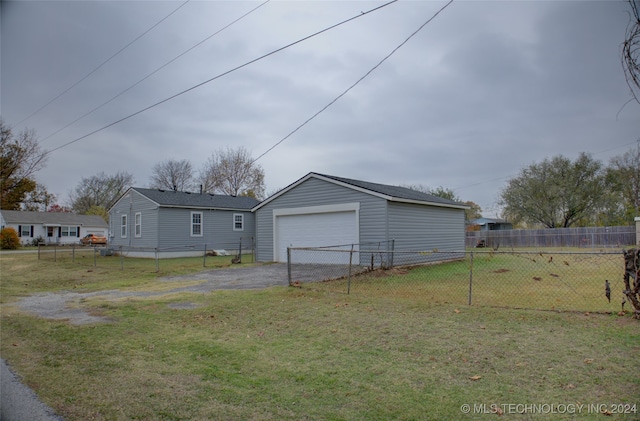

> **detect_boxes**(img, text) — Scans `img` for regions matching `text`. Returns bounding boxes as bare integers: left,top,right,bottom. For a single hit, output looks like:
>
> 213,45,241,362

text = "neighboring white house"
0,210,108,245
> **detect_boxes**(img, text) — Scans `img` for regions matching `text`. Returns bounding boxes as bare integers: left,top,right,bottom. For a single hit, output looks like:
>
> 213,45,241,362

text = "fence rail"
288,246,638,314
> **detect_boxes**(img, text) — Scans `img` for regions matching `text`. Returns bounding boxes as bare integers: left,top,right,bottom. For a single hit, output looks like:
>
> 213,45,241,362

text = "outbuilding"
252,173,469,263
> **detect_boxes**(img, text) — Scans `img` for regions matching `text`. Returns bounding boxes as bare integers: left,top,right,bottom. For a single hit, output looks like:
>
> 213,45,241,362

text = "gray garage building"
252,173,469,263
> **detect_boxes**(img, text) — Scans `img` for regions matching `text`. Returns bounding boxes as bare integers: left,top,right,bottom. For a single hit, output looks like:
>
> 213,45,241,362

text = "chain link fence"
288,246,636,313
36,238,255,272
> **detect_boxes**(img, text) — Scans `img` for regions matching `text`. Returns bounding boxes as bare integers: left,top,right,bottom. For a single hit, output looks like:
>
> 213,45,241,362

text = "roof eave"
388,197,470,210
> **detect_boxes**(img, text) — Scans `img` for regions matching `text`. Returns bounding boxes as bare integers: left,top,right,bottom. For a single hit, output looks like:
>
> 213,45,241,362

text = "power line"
252,0,454,164
40,0,270,145
13,0,190,129
45,0,399,155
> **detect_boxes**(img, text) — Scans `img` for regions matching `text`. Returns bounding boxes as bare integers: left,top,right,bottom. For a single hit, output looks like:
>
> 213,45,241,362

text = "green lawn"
1,252,638,420
307,250,627,313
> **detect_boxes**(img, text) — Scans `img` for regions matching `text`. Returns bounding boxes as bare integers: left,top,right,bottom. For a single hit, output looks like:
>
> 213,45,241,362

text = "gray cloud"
2,0,638,215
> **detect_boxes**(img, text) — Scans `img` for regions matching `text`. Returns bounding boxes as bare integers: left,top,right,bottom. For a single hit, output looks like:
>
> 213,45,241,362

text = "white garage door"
276,209,358,264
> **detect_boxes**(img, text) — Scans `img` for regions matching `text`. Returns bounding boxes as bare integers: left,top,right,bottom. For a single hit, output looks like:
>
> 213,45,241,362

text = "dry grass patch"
1,252,639,420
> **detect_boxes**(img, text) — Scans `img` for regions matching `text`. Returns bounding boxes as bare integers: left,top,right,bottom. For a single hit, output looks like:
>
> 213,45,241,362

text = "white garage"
273,203,359,263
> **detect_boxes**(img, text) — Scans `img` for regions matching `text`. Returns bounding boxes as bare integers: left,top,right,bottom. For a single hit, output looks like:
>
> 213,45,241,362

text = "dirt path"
14,264,290,325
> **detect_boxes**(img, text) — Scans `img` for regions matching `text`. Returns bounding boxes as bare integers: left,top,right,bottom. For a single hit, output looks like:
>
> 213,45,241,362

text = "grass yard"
1,251,639,420
307,251,629,313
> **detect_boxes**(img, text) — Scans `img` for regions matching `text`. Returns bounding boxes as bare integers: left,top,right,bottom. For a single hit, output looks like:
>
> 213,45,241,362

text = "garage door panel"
276,211,357,263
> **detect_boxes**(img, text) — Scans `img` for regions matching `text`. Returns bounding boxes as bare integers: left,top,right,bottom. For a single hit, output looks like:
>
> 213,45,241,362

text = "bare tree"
197,147,265,199
1,119,49,209
69,171,134,214
622,0,640,103
149,159,194,191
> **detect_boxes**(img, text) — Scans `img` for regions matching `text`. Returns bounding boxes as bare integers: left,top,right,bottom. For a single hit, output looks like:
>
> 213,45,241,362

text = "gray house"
0,210,108,246
252,173,469,264
108,187,259,258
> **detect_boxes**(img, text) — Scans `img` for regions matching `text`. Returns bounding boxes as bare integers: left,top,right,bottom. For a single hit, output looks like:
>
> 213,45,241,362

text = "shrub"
0,227,21,250
31,236,45,247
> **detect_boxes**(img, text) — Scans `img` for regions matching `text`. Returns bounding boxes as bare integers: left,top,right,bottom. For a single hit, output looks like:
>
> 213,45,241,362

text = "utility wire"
13,0,190,129
46,0,398,155
251,0,454,164
39,0,270,145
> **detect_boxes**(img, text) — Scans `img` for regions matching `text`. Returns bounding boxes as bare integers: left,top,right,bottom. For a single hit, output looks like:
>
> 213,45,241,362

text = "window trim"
121,214,128,238
191,211,203,237
233,213,244,231
134,212,142,238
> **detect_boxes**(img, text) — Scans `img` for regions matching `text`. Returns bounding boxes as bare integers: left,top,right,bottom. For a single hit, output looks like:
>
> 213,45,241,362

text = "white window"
233,213,244,231
121,214,127,238
135,212,142,237
20,225,31,237
191,212,203,237
61,226,77,237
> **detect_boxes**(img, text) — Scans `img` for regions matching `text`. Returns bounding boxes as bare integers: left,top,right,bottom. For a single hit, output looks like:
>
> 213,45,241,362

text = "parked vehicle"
80,233,107,245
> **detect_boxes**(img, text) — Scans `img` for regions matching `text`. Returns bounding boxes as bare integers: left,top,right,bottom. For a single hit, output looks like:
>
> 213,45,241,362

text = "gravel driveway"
15,263,292,325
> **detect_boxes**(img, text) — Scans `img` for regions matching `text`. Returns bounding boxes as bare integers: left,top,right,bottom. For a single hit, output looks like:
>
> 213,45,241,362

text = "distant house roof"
471,217,510,226
125,187,260,211
254,172,469,211
0,210,108,227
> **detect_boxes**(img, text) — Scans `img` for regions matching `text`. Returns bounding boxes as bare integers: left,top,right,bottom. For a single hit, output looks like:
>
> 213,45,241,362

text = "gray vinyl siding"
387,201,466,251
255,177,388,261
109,190,159,248
154,208,254,251
109,189,255,252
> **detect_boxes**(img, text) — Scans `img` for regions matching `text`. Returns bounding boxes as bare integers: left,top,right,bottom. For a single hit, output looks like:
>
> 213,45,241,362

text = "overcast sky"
2,0,638,217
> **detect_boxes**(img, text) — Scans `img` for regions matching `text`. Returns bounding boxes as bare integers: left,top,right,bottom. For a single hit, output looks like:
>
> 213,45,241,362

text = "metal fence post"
155,248,159,272
203,243,207,267
72,243,75,263
93,247,97,268
348,244,354,295
390,239,395,269
38,242,41,260
238,238,242,264
287,247,292,285
468,251,474,305
120,246,124,270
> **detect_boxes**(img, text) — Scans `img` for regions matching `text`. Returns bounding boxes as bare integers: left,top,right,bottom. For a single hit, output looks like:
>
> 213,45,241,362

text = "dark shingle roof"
133,188,260,210
0,210,108,227
315,173,465,207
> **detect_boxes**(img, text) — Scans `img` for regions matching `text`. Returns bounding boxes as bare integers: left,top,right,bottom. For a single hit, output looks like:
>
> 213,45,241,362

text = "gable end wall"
255,177,388,261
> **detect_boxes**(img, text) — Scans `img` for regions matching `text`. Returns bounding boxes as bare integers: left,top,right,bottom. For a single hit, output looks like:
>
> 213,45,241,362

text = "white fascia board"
387,197,471,210
252,173,316,212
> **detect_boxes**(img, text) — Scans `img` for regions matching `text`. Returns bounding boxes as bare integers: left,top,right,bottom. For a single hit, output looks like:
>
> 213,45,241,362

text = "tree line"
1,117,638,228
0,119,265,220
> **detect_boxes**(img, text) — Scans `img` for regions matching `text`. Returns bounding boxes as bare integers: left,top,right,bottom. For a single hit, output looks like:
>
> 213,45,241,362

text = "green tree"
463,201,483,222
70,171,134,214
85,205,110,223
500,153,606,228
0,119,48,210
601,144,640,225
